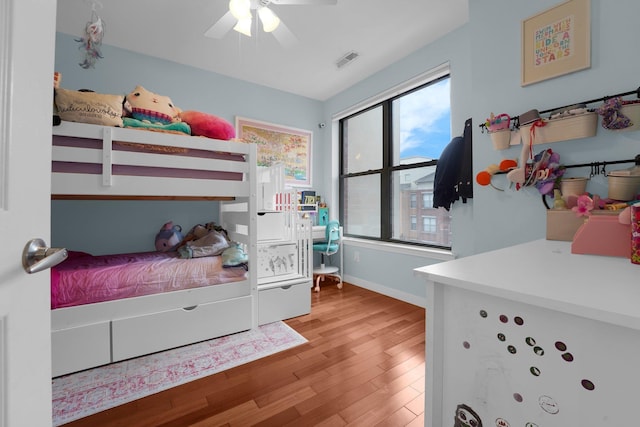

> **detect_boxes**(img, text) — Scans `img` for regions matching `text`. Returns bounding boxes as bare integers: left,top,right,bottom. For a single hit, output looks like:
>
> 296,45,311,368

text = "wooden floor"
64,282,426,427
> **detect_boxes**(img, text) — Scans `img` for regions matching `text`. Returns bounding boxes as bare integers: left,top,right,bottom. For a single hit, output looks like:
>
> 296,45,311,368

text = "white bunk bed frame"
253,164,313,325
50,121,258,377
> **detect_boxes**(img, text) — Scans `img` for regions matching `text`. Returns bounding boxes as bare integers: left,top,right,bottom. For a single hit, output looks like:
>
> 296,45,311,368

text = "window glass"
391,167,449,245
422,193,433,209
343,106,383,175
343,174,381,238
392,78,451,165
422,216,436,233
340,73,452,249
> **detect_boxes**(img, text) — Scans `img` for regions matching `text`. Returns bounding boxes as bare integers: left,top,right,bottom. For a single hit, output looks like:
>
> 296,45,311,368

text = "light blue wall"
53,1,640,303
51,200,220,255
468,0,640,254
321,0,640,305
321,25,473,305
53,32,323,255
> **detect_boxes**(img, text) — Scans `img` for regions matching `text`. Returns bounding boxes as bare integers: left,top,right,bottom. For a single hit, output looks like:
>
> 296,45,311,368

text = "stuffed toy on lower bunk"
155,221,184,252
221,242,248,270
177,222,232,259
178,228,230,259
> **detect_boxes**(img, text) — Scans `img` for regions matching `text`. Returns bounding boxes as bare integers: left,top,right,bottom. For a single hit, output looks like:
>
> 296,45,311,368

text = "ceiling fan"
205,0,337,47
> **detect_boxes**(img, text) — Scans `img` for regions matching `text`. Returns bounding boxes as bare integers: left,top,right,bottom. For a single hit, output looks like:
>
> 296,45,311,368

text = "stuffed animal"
155,221,184,252
124,85,182,125
179,110,235,140
221,242,248,269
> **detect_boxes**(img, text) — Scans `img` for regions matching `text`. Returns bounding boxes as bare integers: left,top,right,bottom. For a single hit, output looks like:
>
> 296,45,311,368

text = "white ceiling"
55,0,469,101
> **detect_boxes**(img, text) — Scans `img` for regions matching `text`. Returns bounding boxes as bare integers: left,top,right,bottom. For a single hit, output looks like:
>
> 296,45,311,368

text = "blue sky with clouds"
398,78,451,160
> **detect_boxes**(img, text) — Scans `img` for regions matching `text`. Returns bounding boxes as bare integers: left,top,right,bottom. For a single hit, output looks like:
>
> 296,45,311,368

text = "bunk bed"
50,121,258,377
254,164,313,325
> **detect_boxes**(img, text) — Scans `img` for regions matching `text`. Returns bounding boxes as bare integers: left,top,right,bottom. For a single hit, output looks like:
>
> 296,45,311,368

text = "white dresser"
415,239,639,427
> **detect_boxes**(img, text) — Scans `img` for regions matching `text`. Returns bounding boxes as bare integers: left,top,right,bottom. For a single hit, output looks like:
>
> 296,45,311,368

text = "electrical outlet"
354,251,360,262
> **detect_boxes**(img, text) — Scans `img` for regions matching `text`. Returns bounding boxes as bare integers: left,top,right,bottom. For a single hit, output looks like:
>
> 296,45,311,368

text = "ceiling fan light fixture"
233,16,252,36
229,0,251,20
258,7,280,33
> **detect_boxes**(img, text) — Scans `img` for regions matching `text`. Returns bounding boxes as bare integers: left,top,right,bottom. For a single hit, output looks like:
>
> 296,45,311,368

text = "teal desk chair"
312,220,342,292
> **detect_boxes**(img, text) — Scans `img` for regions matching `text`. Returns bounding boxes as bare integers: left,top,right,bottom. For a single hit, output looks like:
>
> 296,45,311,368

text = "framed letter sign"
521,0,590,86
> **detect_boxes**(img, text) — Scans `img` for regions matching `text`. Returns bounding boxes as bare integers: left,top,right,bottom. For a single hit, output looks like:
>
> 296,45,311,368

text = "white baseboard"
343,275,426,308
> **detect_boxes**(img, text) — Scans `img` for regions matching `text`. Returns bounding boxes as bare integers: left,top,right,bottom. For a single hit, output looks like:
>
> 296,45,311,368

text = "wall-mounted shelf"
479,85,640,133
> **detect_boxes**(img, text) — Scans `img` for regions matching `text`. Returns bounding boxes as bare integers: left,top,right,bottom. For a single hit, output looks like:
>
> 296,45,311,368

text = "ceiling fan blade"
270,0,337,5
204,11,237,39
271,21,299,49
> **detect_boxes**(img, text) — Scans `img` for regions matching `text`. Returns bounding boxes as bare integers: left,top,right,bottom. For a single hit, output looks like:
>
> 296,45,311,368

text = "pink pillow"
180,110,235,141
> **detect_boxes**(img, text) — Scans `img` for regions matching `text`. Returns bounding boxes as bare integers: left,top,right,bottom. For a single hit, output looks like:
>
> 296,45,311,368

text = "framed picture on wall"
236,117,312,187
521,0,591,86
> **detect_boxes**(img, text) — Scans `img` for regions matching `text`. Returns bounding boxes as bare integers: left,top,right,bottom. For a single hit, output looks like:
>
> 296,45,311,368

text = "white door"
0,0,58,425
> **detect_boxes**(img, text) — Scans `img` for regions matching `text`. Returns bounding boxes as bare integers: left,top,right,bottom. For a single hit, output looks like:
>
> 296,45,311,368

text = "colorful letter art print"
236,117,312,188
521,0,590,86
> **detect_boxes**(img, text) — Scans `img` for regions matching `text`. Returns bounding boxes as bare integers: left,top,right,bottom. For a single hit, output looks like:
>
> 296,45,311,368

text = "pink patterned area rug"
52,321,307,426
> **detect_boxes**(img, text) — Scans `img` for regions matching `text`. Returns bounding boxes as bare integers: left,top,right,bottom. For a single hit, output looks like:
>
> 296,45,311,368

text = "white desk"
415,239,640,427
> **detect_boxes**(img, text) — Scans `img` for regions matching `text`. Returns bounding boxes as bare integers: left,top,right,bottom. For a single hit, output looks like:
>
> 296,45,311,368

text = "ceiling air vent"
336,51,360,69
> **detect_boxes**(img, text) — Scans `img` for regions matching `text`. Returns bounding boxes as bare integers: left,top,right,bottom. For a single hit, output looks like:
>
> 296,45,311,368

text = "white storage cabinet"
415,239,640,427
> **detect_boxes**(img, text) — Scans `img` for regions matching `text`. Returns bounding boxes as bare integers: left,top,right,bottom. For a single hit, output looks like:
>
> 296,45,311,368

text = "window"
340,69,452,249
422,192,433,209
422,216,436,233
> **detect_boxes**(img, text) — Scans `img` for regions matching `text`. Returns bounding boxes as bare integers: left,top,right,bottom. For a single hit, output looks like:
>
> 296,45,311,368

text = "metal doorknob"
22,238,68,274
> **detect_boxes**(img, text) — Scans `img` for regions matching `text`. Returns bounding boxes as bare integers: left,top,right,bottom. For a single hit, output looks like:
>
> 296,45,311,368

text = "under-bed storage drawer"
111,295,252,362
52,321,111,377
258,279,311,325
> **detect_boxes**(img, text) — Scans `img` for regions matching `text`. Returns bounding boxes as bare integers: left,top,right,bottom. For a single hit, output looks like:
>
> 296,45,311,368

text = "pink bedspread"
51,251,247,309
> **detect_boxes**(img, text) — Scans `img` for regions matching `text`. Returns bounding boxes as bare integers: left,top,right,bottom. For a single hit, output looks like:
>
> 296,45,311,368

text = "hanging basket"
489,129,511,150
615,103,640,132
486,113,511,132
520,112,598,146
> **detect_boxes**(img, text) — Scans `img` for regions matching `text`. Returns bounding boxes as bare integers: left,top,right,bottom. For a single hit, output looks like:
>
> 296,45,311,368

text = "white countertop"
415,239,640,330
